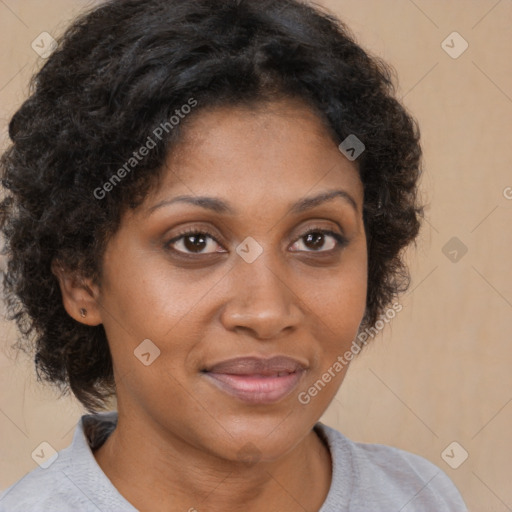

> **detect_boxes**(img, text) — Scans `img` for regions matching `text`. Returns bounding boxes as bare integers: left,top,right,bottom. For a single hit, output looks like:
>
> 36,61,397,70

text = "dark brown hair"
0,0,423,412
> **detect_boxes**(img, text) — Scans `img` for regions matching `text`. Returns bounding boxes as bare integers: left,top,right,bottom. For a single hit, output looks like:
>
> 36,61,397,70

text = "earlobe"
50,260,103,326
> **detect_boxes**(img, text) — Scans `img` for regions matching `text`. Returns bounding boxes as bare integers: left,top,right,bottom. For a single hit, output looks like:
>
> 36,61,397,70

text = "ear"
51,259,103,326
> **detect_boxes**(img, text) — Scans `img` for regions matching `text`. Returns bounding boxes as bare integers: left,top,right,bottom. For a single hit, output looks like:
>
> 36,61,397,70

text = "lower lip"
203,371,306,404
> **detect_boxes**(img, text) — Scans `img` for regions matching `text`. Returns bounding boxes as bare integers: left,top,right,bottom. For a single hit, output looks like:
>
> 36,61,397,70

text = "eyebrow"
146,189,358,216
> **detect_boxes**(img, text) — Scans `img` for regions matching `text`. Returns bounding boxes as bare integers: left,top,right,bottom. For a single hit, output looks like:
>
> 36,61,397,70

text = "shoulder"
0,452,95,511
316,423,468,512
0,411,127,512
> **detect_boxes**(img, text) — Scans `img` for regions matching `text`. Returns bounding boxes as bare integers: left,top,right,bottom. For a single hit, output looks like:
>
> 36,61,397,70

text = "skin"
54,97,368,512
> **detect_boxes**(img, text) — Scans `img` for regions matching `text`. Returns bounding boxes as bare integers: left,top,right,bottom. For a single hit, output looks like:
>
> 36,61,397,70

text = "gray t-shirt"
0,411,468,511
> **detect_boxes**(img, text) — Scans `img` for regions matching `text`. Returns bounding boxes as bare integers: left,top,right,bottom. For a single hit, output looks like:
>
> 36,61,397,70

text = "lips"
202,356,308,404
205,356,307,375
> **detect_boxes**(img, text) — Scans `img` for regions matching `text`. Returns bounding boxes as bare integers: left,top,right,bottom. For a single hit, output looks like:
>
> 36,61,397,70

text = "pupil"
182,232,325,253
185,234,207,252
306,232,323,250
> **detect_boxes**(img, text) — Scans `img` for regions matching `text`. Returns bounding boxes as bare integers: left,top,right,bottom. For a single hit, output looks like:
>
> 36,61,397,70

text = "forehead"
144,98,363,211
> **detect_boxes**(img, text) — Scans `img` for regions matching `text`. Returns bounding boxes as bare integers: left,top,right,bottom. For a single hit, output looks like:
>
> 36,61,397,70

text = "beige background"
1,1,511,510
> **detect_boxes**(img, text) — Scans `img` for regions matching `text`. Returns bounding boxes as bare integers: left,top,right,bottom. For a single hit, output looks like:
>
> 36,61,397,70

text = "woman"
0,0,468,510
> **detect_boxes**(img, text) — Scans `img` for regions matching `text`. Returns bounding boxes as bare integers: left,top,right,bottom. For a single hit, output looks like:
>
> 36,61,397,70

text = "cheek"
306,248,368,339
295,261,367,413
99,246,208,342
299,245,367,398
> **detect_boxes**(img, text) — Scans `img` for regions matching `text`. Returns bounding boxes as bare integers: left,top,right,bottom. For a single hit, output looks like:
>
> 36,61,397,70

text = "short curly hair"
0,0,423,412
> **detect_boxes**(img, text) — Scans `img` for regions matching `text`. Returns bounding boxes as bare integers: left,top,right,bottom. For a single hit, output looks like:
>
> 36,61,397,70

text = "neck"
93,412,332,512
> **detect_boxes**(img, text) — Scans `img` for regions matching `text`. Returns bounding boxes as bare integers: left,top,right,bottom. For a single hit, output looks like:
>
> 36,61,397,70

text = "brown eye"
290,229,347,253
166,230,225,255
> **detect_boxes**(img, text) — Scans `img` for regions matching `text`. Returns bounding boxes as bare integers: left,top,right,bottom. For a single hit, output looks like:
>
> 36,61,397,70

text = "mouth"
201,356,308,404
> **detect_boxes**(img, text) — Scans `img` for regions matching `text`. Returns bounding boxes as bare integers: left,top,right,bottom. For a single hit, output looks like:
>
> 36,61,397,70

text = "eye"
165,226,348,256
290,228,347,253
165,229,225,255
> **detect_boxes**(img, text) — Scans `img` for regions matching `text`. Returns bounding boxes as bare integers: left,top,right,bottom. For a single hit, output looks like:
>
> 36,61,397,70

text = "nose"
219,252,303,340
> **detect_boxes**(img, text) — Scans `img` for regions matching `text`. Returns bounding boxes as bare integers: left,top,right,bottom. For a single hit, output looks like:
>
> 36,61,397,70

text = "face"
91,98,367,462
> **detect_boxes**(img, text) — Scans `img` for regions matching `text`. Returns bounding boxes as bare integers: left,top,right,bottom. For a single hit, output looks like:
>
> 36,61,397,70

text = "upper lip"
204,356,308,375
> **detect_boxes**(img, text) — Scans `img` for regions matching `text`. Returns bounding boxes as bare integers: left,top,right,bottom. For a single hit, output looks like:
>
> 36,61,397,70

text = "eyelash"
165,226,348,256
